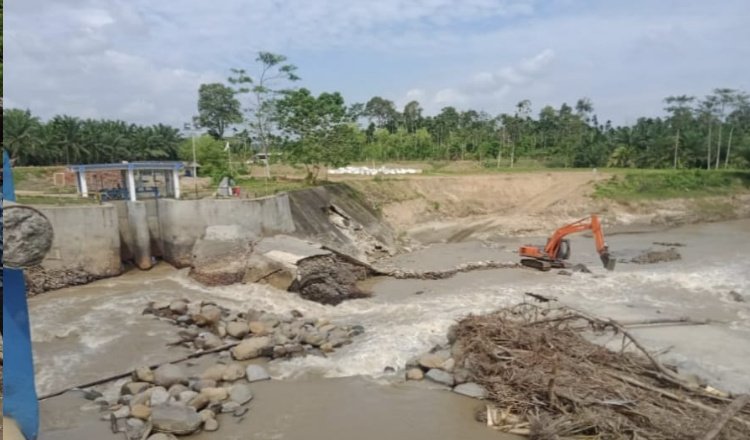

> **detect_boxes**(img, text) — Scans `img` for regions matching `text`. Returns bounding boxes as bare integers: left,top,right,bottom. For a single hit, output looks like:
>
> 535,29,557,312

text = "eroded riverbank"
30,219,750,439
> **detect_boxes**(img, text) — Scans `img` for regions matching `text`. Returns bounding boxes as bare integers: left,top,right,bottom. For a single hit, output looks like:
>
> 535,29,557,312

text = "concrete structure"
69,161,184,201
35,204,122,277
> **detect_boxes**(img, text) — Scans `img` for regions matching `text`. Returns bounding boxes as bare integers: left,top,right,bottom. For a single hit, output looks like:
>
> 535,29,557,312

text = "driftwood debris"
700,394,750,440
456,304,750,439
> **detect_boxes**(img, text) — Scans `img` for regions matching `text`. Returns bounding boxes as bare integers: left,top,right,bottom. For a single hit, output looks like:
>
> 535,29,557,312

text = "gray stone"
418,351,451,369
191,379,217,392
453,367,471,385
248,321,270,336
112,405,131,419
194,332,223,350
121,382,151,396
232,336,272,360
153,364,186,388
199,387,229,402
221,401,241,413
150,404,203,435
453,382,488,399
150,387,170,406
425,368,455,387
222,363,246,382
203,418,219,431
169,300,188,315
226,321,249,338
193,304,222,326
168,384,188,397
134,366,155,383
233,406,249,417
229,383,254,405
3,204,54,268
245,365,271,383
187,394,209,411
178,390,198,403
302,330,325,347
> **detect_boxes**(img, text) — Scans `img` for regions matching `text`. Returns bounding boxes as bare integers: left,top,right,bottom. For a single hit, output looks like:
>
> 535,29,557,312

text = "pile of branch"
454,304,750,440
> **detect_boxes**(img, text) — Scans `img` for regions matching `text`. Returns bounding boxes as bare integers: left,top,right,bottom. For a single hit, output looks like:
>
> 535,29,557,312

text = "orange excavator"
519,214,615,271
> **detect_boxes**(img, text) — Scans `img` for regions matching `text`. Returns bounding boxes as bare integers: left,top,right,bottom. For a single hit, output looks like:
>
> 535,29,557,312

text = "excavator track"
521,258,552,271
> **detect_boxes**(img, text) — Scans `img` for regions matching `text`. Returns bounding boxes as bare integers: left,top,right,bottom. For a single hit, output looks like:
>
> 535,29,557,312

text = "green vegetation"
4,50,749,180
234,177,312,198
594,170,750,201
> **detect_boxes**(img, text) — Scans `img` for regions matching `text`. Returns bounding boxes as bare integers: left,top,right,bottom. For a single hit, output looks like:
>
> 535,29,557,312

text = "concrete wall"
36,204,122,277
157,195,295,267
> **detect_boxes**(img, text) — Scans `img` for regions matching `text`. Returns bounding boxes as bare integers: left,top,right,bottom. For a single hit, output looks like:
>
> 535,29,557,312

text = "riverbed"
31,219,750,439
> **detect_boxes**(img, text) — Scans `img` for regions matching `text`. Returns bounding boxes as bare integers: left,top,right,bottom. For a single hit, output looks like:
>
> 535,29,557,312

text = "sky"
4,0,750,127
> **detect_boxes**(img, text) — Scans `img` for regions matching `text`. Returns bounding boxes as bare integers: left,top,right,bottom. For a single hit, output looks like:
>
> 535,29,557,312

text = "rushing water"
31,219,750,439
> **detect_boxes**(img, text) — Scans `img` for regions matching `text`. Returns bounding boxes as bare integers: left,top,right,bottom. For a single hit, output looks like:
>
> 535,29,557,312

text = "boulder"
189,226,256,286
201,364,227,381
229,383,254,405
168,384,188,397
153,364,186,388
425,368,455,387
232,336,272,360
169,301,188,315
204,418,219,432
121,382,151,396
195,332,223,350
198,409,215,422
418,351,451,370
149,387,170,406
222,363,246,382
248,321,270,336
193,305,222,326
243,253,296,290
134,366,155,383
112,406,131,419
226,321,249,338
245,365,271,382
131,404,152,420
191,379,217,392
453,382,488,399
150,404,202,435
178,390,198,403
199,387,229,403
406,368,424,380
187,394,209,411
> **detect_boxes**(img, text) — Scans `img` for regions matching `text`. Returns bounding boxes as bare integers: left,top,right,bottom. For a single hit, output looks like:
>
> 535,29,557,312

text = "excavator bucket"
601,252,616,271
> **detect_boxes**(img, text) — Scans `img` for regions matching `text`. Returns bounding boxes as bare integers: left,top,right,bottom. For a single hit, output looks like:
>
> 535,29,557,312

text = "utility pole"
184,122,199,198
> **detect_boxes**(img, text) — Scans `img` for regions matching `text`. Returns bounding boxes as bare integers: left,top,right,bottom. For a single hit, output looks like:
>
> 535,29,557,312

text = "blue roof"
69,161,184,172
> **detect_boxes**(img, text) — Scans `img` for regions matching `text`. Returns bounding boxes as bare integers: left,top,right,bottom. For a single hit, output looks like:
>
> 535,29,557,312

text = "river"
32,219,750,439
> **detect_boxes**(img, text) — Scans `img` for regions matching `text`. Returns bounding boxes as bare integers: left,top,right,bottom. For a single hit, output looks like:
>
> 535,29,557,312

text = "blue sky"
5,0,749,127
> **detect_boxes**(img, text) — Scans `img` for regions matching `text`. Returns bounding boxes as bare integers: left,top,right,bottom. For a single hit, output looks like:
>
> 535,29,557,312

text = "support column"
77,171,89,198
126,167,137,202
172,168,181,199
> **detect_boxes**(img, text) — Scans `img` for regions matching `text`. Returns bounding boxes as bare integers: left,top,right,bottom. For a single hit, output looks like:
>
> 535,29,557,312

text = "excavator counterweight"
519,214,615,271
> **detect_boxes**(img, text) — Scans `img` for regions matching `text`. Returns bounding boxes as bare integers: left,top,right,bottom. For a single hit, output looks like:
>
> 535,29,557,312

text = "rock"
134,366,155,383
320,342,334,353
229,383,254,405
232,336,272,360
630,248,681,264
131,404,152,420
557,270,572,276
289,254,371,305
168,384,188,397
130,391,150,407
273,345,288,357
233,406,249,417
245,365,271,383
189,226,255,286
453,367,471,385
3,204,54,268
150,387,171,406
121,382,151,396
201,364,227,381
126,417,145,429
246,309,264,322
187,394,209,411
80,389,103,401
221,401,241,413
178,390,198,403
406,368,424,380
199,387,229,402
196,305,222,326
425,368,455,387
440,358,456,373
198,409,216,422
302,330,325,347
148,434,179,440
222,363,246,382
191,379,217,392
169,300,188,315
248,321,270,336
419,351,451,369
204,418,219,431
112,405,131,419
453,382,488,399
153,364,186,388
150,404,203,435
227,321,249,338
195,332,224,350
216,321,227,338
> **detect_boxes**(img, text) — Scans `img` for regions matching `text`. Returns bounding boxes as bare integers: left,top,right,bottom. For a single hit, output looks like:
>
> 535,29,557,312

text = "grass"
234,177,314,198
593,169,750,201
16,195,98,205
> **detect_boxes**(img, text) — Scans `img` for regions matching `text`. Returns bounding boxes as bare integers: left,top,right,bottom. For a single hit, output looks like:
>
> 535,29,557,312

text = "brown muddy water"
30,220,750,439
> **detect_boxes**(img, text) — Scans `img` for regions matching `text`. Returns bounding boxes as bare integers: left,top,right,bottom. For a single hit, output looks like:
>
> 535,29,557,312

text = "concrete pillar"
126,167,137,201
172,168,181,199
126,201,153,270
78,172,89,198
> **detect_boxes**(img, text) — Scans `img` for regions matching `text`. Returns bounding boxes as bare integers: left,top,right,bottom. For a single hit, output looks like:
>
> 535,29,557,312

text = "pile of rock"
143,300,364,359
87,362,269,438
403,325,489,400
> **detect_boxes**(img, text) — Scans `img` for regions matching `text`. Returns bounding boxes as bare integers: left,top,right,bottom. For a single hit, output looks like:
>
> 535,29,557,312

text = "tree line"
4,51,749,179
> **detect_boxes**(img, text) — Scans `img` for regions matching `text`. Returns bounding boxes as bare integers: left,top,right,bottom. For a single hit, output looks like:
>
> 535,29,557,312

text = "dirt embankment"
347,172,750,243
